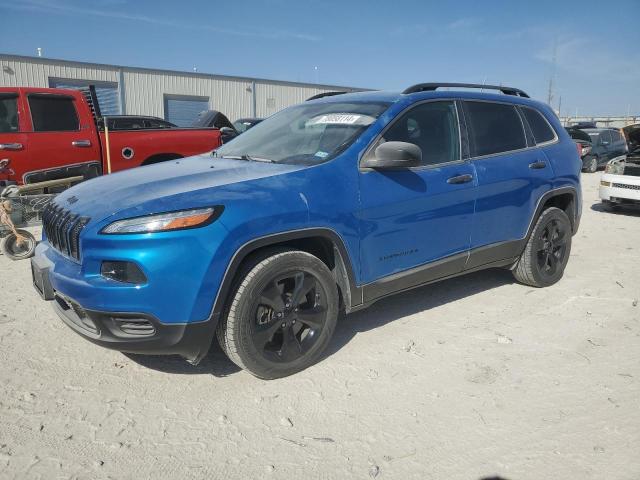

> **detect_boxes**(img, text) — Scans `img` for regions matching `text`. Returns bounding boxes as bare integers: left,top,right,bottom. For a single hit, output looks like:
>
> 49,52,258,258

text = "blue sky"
1,0,638,116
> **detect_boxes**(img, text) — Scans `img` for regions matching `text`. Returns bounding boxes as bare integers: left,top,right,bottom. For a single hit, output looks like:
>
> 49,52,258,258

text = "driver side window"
382,101,460,166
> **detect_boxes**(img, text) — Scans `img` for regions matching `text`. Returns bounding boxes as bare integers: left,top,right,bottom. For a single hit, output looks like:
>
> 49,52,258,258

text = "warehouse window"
164,95,209,127
49,78,121,115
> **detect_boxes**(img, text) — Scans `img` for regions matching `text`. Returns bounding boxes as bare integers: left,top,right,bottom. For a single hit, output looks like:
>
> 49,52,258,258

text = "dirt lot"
0,173,639,480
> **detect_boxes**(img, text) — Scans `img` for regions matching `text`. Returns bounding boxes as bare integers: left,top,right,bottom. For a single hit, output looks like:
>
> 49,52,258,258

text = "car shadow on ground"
590,201,640,217
126,267,515,377
322,268,514,361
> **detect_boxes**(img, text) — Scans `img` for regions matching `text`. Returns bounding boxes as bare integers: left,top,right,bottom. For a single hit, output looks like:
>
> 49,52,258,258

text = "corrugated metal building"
0,54,362,126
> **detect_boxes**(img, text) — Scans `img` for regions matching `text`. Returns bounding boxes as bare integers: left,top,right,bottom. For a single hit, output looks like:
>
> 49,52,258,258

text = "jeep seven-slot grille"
42,203,90,261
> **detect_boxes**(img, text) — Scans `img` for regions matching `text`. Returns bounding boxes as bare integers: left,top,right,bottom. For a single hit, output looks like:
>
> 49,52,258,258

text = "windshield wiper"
223,154,276,163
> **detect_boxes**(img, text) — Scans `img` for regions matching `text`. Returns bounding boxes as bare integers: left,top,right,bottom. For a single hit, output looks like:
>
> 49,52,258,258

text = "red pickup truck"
0,87,222,187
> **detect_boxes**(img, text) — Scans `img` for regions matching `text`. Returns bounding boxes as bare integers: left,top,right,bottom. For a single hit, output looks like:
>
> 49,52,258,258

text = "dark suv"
567,127,628,172
31,83,582,379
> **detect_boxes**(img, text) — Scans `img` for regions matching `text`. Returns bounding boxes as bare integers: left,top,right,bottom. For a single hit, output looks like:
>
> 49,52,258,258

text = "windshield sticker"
315,151,329,158
307,114,376,127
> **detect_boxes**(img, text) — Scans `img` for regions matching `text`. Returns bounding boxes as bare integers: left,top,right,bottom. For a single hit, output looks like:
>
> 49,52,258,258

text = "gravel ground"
1,173,639,480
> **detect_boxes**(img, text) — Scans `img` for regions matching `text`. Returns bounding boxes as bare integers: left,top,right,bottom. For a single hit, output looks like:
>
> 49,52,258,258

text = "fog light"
101,261,147,284
600,180,611,187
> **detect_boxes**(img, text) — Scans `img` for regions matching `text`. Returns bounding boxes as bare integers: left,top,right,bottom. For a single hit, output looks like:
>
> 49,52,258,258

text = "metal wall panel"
255,83,331,118
122,69,255,120
0,56,118,88
0,54,360,122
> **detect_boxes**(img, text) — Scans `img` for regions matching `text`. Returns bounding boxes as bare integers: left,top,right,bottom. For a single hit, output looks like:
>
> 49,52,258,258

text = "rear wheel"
513,207,572,287
0,229,36,260
584,157,598,173
217,249,339,379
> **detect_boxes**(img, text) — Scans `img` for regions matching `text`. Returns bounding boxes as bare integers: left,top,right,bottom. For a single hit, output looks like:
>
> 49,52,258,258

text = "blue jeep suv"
31,83,582,379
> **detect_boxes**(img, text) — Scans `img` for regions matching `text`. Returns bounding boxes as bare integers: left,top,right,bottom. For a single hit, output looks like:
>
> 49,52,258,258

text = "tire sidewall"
0,229,36,260
526,208,572,287
227,251,339,379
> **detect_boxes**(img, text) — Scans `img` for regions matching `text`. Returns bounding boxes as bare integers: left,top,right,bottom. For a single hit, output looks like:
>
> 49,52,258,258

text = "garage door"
49,78,121,115
164,96,209,127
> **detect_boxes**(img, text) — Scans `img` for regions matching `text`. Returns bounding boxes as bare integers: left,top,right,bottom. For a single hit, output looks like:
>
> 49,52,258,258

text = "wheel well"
141,153,183,166
232,235,354,312
540,192,576,231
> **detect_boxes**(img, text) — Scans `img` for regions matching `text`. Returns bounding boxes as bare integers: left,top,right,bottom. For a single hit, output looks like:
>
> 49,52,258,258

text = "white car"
599,155,640,210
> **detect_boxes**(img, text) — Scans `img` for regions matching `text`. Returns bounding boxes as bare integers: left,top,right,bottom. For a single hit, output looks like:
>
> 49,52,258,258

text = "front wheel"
513,207,572,287
0,229,37,260
217,249,339,379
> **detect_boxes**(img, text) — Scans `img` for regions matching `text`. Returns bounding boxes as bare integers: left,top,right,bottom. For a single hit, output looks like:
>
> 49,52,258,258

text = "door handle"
0,143,23,151
72,140,92,147
447,174,473,184
529,161,547,169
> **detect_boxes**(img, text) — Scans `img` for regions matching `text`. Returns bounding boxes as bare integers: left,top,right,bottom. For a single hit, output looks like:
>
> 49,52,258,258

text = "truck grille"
613,183,640,191
42,203,90,261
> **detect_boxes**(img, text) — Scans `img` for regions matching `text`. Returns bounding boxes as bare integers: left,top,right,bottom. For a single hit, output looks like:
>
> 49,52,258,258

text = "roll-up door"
49,78,121,115
164,95,209,127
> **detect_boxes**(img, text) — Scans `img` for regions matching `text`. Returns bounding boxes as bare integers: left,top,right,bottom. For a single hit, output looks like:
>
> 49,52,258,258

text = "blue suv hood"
54,154,306,222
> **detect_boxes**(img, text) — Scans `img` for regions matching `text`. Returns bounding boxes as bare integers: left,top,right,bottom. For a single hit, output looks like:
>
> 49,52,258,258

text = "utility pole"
557,95,562,118
547,39,557,106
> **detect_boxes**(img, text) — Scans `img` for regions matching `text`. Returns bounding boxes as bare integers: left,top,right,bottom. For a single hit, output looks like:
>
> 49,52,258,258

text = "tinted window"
111,118,144,130
609,130,620,142
465,101,526,157
0,96,19,133
381,101,460,166
28,95,79,132
145,119,174,129
522,107,555,144
599,130,612,144
566,128,591,143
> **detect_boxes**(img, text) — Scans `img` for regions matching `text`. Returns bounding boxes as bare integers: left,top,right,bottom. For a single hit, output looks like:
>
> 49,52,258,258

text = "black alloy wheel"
217,249,339,379
535,218,569,279
252,270,328,363
513,207,572,287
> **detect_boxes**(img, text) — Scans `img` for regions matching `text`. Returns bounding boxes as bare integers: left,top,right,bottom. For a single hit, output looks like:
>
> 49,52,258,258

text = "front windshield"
215,101,390,165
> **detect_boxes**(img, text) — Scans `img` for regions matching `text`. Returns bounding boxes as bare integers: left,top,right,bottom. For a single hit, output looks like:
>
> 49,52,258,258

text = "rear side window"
464,101,526,157
609,130,621,142
28,95,79,132
0,95,19,133
599,131,612,144
522,107,556,144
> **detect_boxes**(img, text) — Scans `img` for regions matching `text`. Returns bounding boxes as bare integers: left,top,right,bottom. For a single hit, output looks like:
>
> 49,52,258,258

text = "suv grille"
42,203,90,261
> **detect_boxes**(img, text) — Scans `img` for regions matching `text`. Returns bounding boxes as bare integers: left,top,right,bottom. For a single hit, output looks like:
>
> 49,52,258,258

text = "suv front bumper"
31,248,218,364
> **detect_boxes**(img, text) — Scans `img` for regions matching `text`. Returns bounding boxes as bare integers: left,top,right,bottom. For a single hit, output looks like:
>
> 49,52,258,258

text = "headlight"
101,207,221,234
604,162,625,175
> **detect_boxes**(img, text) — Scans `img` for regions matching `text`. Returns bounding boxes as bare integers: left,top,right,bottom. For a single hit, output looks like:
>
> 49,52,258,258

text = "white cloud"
0,0,321,42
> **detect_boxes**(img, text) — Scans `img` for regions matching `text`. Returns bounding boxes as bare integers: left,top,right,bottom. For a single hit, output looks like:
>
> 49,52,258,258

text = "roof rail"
306,91,348,101
402,83,529,98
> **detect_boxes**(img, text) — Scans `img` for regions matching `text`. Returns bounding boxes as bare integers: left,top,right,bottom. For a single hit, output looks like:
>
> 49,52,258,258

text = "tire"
584,157,598,173
217,249,339,379
0,229,36,260
513,207,572,287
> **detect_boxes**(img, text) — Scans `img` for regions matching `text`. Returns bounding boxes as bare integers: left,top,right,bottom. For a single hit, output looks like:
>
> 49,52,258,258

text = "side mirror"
362,141,422,169
219,126,238,143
